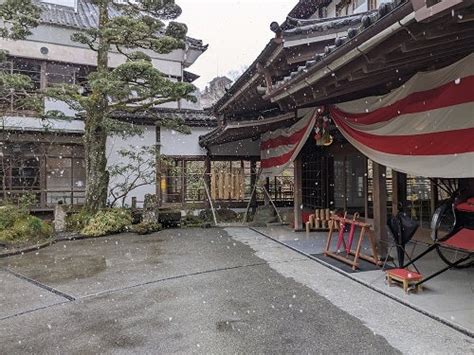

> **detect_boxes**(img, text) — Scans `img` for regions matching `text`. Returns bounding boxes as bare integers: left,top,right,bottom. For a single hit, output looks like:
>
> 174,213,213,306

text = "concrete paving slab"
248,226,474,336
226,228,474,354
0,229,262,298
352,247,474,332
0,270,66,320
0,229,399,354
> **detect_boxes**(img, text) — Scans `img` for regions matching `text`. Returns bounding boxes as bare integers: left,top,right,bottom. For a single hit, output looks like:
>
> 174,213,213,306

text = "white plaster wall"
2,116,84,133
327,0,338,18
44,98,78,118
160,127,210,156
106,125,157,207
353,1,368,14
41,0,76,7
0,37,184,77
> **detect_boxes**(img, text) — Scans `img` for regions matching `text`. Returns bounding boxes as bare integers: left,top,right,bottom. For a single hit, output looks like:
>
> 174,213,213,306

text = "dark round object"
40,47,49,55
348,28,358,39
361,15,372,28
378,2,391,17
334,37,343,47
270,21,281,33
431,200,474,269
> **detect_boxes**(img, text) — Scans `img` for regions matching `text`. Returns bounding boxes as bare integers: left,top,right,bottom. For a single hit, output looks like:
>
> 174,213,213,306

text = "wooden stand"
386,268,423,293
324,214,381,271
306,209,335,233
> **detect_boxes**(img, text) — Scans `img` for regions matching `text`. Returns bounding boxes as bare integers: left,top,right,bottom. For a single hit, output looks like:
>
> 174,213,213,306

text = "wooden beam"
294,155,303,231
392,170,400,216
372,162,388,257
156,126,162,207
204,154,211,208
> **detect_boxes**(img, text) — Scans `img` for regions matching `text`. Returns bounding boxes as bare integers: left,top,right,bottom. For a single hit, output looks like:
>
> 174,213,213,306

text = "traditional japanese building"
0,0,212,209
200,0,474,251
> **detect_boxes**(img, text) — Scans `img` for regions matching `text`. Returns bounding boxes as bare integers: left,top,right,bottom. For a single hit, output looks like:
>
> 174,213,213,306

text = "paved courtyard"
0,228,472,354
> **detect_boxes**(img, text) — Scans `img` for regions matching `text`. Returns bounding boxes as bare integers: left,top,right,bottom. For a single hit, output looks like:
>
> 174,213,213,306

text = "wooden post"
398,172,407,211
240,161,245,201
250,160,257,214
294,156,303,231
181,159,186,207
204,154,211,208
364,157,369,219
40,154,47,208
392,170,400,216
430,179,438,217
373,162,388,257
264,177,270,206
155,126,162,207
218,169,224,200
211,167,217,200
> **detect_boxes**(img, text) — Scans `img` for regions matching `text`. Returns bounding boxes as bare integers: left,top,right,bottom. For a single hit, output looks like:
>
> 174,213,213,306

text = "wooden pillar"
342,156,348,211
364,157,369,219
373,162,388,256
40,153,47,208
397,172,407,210
250,160,257,214
294,156,303,231
392,171,400,216
181,159,186,207
204,154,211,208
264,177,270,206
155,126,162,207
430,180,438,216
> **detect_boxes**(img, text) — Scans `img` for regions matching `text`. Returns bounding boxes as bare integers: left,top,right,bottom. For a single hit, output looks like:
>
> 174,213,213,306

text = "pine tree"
0,0,42,124
44,0,196,212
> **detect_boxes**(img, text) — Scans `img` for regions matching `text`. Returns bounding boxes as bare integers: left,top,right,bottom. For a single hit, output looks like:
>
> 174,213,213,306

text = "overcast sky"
178,0,296,90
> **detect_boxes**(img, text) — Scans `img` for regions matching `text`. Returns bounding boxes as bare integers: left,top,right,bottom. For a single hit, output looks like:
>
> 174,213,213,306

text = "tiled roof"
111,108,217,127
271,0,403,92
38,0,207,50
283,12,376,36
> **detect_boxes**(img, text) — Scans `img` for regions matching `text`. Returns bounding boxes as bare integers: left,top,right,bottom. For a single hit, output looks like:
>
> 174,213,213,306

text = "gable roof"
38,0,207,50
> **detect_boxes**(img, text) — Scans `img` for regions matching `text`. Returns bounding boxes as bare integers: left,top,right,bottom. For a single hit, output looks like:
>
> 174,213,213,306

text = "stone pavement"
251,225,474,334
0,228,472,354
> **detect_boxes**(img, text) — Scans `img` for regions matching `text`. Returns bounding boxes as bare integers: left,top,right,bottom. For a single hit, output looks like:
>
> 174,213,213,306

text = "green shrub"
198,208,238,223
0,205,53,244
0,205,24,230
131,222,162,235
65,209,94,232
80,209,132,237
182,214,205,228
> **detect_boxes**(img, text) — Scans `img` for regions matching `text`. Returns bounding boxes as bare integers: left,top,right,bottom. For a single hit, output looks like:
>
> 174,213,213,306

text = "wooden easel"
242,168,283,224
324,214,381,271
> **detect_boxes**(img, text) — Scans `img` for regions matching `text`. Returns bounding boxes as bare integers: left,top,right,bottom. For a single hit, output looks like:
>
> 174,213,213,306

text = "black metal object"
402,195,473,288
386,205,419,269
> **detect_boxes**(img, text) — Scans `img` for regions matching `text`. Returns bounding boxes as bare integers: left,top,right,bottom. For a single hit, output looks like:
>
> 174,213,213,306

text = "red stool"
386,268,423,293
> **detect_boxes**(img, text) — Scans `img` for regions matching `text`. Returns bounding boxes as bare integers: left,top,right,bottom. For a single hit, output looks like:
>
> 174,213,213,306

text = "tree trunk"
83,3,110,212
84,111,109,212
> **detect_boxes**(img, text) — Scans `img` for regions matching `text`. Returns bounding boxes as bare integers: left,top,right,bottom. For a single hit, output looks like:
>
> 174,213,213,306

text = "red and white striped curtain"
330,53,474,178
260,108,318,178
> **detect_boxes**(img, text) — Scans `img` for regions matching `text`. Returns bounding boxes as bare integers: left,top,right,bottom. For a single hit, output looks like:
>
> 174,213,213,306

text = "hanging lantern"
314,116,333,146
